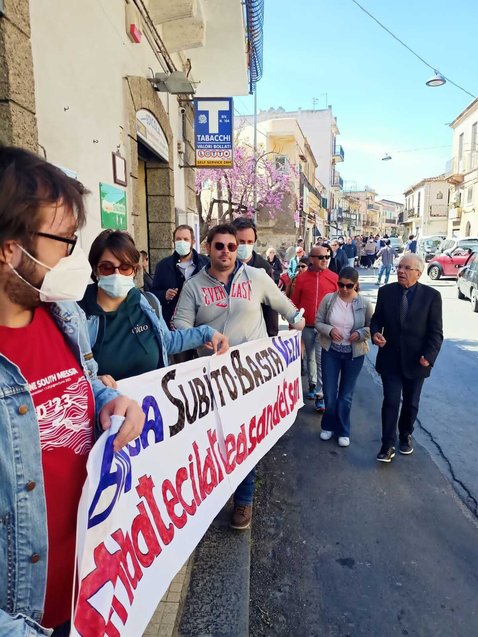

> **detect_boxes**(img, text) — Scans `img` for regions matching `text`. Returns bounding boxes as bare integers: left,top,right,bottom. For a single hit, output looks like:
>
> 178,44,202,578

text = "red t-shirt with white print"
0,306,94,628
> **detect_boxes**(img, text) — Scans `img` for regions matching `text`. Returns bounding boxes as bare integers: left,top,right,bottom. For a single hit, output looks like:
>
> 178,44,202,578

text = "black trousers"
380,371,425,447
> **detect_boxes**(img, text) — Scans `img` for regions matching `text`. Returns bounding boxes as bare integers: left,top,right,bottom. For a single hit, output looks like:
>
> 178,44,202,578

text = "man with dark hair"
406,234,417,253
328,239,348,275
371,254,443,462
174,223,305,530
0,146,144,635
375,239,396,286
231,217,279,336
152,224,209,330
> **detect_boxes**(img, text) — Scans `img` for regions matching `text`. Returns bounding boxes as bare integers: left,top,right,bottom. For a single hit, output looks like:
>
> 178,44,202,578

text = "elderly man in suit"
371,253,443,462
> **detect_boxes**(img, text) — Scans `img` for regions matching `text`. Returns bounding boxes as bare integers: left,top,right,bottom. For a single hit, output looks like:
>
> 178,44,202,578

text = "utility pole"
253,84,257,224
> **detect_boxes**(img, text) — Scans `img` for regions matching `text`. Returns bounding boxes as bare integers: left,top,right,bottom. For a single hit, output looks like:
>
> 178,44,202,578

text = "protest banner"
71,331,302,637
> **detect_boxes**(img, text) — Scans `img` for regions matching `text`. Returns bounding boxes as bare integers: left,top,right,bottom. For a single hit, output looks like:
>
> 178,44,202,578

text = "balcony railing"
333,144,344,162
332,173,343,189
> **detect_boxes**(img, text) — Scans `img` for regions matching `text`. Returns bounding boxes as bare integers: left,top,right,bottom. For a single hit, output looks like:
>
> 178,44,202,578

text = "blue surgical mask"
237,244,254,261
98,273,135,298
175,240,192,257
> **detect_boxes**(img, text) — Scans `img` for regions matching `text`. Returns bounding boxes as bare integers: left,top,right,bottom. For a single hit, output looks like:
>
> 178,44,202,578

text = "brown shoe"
230,504,252,530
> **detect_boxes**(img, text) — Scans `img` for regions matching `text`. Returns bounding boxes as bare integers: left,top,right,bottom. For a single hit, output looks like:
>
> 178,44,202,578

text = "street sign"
99,183,127,230
194,97,233,168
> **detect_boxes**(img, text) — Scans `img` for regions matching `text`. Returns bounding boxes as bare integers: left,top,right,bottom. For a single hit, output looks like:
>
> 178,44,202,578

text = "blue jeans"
321,348,364,437
302,326,323,394
234,468,256,506
377,263,392,284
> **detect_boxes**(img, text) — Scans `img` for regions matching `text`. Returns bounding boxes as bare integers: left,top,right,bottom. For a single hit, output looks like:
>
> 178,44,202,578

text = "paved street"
249,271,478,636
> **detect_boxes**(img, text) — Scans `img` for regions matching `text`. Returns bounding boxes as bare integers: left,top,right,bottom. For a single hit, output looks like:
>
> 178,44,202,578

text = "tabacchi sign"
71,332,302,637
194,97,234,168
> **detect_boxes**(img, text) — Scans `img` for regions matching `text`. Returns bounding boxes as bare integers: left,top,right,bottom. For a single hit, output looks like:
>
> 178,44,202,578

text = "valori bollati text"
72,332,302,637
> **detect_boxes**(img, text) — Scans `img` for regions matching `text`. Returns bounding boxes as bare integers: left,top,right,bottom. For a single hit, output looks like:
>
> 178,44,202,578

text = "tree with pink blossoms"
195,144,297,242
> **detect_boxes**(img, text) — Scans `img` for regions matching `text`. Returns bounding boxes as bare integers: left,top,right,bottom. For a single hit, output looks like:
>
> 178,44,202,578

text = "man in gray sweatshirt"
174,223,305,530
375,239,397,285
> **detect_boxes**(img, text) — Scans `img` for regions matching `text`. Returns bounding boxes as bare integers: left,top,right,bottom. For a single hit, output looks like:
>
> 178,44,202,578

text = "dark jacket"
152,249,209,328
342,243,357,259
370,282,443,379
247,251,279,336
328,247,349,274
266,254,283,284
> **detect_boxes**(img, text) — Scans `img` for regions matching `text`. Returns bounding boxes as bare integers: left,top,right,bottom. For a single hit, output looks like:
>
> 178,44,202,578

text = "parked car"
436,236,478,255
457,251,478,311
417,235,446,262
427,242,478,280
388,236,404,253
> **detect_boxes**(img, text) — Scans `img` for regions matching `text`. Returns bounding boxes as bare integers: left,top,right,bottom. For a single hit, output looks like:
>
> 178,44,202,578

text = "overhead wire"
350,0,476,99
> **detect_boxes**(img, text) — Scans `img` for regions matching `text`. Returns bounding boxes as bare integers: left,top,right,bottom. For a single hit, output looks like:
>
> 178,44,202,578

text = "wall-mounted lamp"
382,153,392,161
148,71,195,95
426,71,446,88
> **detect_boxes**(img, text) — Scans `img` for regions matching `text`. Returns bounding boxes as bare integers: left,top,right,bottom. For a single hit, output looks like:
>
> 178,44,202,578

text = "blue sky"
234,0,478,202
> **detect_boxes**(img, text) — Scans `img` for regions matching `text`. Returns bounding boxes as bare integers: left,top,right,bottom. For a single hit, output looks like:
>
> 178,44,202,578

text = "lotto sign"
194,97,234,167
71,332,302,636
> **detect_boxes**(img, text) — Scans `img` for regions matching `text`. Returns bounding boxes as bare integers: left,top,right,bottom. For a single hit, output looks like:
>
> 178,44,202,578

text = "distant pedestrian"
405,234,417,253
328,239,348,274
287,245,305,279
375,240,396,285
315,267,372,446
371,254,443,463
364,236,377,268
265,246,284,284
342,236,358,267
140,250,153,291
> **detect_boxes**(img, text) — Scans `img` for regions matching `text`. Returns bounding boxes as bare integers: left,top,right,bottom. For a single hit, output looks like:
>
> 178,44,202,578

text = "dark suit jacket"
370,282,443,379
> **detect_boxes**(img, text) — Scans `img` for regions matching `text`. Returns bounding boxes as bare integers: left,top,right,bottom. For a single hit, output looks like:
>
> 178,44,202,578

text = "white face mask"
237,243,254,261
175,240,192,257
98,273,136,299
9,243,91,302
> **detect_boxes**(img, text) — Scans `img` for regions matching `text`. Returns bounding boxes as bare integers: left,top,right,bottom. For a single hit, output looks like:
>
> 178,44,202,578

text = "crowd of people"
0,146,443,636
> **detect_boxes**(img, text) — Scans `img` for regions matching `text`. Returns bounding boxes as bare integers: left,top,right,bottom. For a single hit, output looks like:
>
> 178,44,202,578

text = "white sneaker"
338,437,350,447
320,430,333,441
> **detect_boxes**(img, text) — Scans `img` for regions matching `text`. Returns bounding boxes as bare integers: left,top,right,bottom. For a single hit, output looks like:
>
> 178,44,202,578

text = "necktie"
400,288,408,325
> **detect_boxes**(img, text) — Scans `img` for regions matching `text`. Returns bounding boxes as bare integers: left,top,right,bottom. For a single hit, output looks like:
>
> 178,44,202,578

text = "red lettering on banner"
224,433,236,472
207,428,225,482
176,466,197,516
248,415,257,454
235,424,248,464
193,441,219,497
136,475,174,546
130,501,162,567
111,529,143,594
162,479,187,529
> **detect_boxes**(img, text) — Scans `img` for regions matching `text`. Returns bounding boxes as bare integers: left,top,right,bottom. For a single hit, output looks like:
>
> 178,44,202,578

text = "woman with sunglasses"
79,230,228,385
315,266,372,447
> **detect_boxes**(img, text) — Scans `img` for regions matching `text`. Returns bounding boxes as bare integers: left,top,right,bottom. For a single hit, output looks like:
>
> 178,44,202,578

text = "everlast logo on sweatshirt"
201,281,252,307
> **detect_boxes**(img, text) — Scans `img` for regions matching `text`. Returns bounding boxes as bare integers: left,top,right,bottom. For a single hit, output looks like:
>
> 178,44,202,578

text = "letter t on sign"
197,101,230,134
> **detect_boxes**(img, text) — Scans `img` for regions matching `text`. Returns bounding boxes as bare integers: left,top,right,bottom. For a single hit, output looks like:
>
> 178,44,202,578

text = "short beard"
4,253,43,308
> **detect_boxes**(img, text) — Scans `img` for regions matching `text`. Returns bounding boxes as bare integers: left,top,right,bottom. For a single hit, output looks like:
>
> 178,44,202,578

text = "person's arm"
353,298,373,342
151,261,172,305
172,282,197,329
315,294,334,336
259,270,304,327
370,288,386,346
422,291,443,366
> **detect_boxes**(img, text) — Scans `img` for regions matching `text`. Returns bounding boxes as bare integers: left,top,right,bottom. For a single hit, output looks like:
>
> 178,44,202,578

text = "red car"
427,244,478,280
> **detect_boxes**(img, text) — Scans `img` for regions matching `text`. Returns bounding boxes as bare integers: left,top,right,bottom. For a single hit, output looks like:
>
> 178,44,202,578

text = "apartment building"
402,175,449,238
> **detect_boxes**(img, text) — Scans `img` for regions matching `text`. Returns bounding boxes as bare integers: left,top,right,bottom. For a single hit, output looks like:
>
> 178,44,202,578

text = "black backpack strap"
143,291,162,320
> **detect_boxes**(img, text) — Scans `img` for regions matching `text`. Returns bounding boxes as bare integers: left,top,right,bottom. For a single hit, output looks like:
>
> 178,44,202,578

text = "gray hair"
266,246,276,256
400,253,425,274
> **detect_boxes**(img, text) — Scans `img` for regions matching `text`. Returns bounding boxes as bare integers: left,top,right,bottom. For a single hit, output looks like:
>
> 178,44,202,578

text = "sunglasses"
337,282,355,289
298,264,308,269
213,242,238,252
310,254,330,260
97,261,136,276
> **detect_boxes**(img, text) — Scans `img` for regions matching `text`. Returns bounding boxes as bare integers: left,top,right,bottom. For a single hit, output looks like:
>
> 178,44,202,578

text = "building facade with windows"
377,199,404,237
0,0,259,268
402,175,449,238
446,97,478,237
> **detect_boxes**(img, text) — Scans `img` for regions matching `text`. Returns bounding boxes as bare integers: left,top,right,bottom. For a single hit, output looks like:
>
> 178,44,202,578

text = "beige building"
377,199,404,237
0,0,256,268
403,175,449,238
342,187,379,236
447,97,478,237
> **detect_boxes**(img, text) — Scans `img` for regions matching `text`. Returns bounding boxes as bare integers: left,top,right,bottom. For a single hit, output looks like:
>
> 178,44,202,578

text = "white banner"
71,332,302,637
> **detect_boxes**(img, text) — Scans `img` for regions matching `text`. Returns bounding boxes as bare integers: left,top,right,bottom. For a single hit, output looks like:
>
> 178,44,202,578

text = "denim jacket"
315,292,372,358
85,292,216,362
0,302,119,636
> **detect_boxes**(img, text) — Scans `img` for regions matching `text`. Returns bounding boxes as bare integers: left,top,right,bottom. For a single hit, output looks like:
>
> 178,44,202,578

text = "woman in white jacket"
315,267,372,447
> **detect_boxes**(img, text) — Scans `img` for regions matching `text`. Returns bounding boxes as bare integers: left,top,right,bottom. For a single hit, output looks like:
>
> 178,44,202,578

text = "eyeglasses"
310,254,330,260
298,264,308,269
213,242,238,252
338,282,355,289
34,231,78,255
97,261,136,276
397,265,420,272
